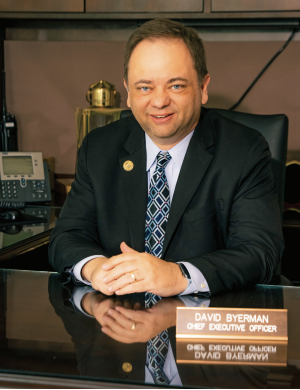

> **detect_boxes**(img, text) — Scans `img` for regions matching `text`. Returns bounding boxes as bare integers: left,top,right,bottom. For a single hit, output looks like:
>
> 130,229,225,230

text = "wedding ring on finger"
130,272,137,283
131,322,137,330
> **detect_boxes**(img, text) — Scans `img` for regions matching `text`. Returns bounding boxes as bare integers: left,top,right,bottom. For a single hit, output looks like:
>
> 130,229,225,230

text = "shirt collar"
145,130,195,171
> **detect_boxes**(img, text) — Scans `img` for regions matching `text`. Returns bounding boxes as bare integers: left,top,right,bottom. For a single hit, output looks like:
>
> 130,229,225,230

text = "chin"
150,128,179,140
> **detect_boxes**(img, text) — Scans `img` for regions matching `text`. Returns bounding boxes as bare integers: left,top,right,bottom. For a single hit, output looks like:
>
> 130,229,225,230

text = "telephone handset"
0,152,51,204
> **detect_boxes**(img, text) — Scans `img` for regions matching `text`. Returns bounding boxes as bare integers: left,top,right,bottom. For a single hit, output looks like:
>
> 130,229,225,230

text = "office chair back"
214,109,288,218
120,108,288,217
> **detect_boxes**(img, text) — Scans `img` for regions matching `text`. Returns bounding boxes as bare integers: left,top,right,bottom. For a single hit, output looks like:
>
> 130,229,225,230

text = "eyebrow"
134,79,152,86
168,77,188,84
134,77,189,87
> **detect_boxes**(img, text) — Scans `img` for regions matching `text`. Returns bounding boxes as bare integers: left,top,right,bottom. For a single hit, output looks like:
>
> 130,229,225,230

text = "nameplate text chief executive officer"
49,19,284,298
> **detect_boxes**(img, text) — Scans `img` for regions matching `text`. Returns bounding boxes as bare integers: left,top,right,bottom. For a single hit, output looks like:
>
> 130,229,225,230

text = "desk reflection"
49,274,287,388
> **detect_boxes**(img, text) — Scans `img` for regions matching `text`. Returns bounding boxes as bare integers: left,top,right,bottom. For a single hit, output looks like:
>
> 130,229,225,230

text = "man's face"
124,38,210,149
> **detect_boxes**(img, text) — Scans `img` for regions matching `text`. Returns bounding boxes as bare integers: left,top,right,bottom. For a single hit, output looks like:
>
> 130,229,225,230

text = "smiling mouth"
151,114,173,118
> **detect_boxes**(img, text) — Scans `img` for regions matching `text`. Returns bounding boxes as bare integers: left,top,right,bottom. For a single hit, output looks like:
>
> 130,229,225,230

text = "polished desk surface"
0,206,61,261
0,270,300,388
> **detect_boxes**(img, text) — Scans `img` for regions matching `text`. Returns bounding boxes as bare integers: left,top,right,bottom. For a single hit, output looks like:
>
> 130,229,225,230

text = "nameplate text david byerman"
176,308,287,340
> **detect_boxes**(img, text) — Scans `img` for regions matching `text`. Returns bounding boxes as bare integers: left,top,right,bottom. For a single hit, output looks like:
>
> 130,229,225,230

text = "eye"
172,84,181,90
141,87,150,92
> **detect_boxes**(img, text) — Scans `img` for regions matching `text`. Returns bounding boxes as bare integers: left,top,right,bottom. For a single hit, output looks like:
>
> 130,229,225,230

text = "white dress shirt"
73,130,210,296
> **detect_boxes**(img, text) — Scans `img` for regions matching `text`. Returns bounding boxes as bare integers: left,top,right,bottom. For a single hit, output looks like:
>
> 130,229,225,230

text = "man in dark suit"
49,19,284,297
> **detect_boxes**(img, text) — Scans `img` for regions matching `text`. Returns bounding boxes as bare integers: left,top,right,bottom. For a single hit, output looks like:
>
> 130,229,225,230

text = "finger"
115,281,145,296
101,326,136,344
102,312,136,336
102,253,140,271
115,306,147,323
112,299,124,308
107,271,142,293
90,281,114,295
106,308,136,330
133,302,143,310
120,242,137,253
112,299,132,310
124,300,133,310
104,262,141,284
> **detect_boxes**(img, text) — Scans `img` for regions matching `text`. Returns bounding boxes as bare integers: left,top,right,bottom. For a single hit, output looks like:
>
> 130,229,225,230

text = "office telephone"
0,152,51,204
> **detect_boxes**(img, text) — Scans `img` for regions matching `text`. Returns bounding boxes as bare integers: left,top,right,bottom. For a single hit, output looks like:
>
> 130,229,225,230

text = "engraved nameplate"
176,339,287,366
176,308,287,340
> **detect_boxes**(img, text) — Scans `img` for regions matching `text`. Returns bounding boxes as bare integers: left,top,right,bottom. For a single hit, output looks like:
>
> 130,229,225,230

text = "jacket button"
201,283,206,289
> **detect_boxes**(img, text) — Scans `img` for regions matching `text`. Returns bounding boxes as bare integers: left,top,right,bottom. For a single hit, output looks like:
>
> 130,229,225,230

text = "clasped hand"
83,242,188,297
100,297,183,343
82,293,183,343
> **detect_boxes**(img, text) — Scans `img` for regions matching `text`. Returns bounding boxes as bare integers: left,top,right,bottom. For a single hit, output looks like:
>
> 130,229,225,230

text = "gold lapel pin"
123,160,134,171
122,362,132,372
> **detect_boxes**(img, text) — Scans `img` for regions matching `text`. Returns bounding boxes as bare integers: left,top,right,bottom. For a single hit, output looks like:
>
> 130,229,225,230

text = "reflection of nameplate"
176,339,288,366
176,308,287,340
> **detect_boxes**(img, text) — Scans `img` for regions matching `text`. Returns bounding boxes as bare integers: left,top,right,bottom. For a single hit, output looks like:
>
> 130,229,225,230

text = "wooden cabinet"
0,0,299,23
212,0,300,12
86,0,203,13
0,0,84,12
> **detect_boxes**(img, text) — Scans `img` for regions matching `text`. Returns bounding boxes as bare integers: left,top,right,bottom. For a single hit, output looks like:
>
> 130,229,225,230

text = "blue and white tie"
145,151,172,385
145,293,170,385
145,151,172,258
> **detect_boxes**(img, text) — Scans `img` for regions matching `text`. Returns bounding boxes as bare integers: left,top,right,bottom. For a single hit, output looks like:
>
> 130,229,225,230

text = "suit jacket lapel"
119,118,148,252
162,109,216,257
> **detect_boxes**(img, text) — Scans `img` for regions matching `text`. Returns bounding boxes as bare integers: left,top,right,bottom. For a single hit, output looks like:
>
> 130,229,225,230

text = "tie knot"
156,152,171,169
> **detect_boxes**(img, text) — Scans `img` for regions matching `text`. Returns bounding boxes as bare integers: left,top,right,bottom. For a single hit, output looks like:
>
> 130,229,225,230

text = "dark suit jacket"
49,107,284,295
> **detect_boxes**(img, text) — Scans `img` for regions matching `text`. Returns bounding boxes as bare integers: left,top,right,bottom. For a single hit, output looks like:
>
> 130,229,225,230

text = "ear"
123,78,131,108
201,74,210,105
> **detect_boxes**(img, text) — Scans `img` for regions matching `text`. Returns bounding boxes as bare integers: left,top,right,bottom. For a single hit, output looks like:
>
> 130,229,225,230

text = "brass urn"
86,80,116,107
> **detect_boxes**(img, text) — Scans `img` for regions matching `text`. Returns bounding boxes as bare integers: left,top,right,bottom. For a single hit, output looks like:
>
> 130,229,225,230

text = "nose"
151,87,171,110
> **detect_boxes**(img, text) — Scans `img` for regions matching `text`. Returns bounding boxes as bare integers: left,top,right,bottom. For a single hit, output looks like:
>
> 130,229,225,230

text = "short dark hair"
124,19,208,85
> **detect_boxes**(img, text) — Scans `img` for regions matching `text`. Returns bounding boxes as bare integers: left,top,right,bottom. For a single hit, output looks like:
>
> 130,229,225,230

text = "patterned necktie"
145,151,172,385
145,151,172,258
145,293,170,385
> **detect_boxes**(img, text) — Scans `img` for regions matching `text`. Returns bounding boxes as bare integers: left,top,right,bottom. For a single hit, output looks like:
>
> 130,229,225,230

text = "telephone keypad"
0,173,50,201
30,179,49,200
1,180,18,199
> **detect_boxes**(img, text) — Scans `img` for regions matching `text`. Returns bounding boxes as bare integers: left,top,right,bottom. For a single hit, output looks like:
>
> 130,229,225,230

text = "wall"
4,41,128,173
4,35,300,173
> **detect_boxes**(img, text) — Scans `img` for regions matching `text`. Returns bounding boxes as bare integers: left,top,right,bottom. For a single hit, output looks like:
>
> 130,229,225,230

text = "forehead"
127,38,196,82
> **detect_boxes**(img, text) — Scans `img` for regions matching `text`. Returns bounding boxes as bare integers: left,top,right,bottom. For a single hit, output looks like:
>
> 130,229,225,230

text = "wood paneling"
86,0,203,13
212,0,300,12
0,0,84,12
0,28,4,120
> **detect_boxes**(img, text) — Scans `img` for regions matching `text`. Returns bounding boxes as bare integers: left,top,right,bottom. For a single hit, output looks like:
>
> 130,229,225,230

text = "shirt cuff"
177,262,211,296
72,255,105,285
73,286,95,317
179,295,211,307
